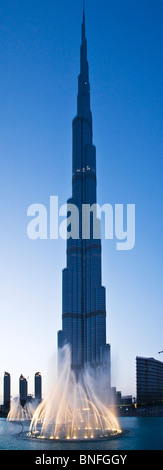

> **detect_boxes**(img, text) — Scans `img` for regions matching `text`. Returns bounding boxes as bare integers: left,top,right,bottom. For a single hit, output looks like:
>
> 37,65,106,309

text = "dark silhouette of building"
19,374,27,407
35,372,42,401
58,7,110,396
3,372,10,412
136,356,163,405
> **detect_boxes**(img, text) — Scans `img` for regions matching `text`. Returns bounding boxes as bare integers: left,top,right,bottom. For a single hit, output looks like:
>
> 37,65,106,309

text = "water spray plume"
28,345,121,441
7,397,35,422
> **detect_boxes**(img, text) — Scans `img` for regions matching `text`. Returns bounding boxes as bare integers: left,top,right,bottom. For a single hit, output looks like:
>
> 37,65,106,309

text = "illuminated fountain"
28,345,121,441
7,397,35,422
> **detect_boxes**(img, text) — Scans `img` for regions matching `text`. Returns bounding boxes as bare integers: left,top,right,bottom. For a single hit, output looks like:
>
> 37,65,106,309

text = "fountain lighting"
28,346,121,441
7,398,36,422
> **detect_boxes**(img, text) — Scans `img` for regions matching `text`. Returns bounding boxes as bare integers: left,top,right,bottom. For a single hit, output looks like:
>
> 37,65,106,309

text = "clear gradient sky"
0,0,163,401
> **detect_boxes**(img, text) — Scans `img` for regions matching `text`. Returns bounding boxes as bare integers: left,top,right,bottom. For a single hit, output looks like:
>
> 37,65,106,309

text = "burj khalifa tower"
58,7,111,392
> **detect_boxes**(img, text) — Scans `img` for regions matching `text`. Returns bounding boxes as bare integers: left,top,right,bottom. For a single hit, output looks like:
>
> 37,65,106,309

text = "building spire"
83,0,85,17
77,3,92,123
82,1,86,47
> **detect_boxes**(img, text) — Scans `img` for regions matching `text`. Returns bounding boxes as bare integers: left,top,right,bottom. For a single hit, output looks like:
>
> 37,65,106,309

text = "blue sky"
0,0,163,400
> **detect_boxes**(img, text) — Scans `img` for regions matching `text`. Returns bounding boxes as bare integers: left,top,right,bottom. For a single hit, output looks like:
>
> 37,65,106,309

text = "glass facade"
136,357,163,405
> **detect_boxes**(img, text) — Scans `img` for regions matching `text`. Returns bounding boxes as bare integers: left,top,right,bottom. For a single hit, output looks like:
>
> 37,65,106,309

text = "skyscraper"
58,7,110,392
19,374,27,406
35,372,42,402
3,372,10,412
